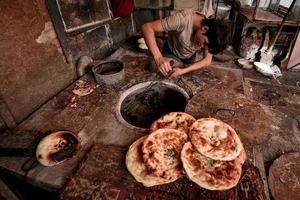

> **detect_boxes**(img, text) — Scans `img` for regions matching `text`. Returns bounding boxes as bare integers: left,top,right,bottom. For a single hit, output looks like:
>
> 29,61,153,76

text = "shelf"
240,7,299,26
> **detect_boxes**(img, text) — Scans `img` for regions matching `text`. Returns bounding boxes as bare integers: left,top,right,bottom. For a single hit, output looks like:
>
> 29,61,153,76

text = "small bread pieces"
150,112,196,135
138,43,148,50
126,136,181,187
36,131,80,166
142,128,187,179
72,80,95,96
181,142,245,190
189,118,243,161
137,37,146,44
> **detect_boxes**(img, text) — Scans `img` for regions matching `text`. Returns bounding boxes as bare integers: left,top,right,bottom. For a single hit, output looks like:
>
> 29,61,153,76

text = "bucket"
92,60,125,88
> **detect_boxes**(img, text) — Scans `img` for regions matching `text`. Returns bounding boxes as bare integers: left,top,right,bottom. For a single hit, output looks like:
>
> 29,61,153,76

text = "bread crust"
142,128,187,179
150,112,196,135
126,136,181,187
189,118,243,161
181,142,244,190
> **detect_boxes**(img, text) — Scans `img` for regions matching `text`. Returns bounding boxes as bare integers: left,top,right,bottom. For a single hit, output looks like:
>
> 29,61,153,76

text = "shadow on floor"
0,169,59,200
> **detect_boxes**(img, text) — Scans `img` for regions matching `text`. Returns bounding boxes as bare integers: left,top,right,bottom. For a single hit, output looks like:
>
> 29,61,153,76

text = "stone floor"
0,46,299,199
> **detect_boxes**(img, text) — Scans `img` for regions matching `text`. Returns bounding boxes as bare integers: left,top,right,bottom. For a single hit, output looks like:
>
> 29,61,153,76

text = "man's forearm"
142,21,173,76
181,55,212,74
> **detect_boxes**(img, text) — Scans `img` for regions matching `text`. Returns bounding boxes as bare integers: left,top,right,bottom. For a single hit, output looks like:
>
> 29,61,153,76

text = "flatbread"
142,128,187,179
150,112,196,135
185,87,270,145
36,131,80,166
126,136,181,187
189,118,243,161
72,80,95,96
181,142,244,190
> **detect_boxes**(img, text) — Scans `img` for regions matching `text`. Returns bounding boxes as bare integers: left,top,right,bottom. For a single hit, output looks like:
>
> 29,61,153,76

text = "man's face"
194,26,209,48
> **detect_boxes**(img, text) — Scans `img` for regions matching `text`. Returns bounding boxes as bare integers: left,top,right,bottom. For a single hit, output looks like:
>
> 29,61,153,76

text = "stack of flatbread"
126,112,246,190
182,118,245,190
126,112,195,187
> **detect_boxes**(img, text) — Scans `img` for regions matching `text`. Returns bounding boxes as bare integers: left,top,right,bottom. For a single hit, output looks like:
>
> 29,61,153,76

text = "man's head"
194,19,231,54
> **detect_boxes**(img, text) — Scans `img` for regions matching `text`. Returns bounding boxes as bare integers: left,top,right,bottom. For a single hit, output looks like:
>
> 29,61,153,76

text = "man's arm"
142,20,172,76
169,48,212,78
182,48,212,74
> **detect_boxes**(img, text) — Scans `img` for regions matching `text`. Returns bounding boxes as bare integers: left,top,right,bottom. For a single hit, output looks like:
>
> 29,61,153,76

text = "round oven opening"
118,81,189,129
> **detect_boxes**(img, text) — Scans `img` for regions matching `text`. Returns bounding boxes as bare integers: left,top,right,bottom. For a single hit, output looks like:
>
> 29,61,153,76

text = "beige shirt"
161,9,202,59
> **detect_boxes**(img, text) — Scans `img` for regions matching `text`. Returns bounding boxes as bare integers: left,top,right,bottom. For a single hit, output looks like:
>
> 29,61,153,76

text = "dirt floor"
0,44,300,199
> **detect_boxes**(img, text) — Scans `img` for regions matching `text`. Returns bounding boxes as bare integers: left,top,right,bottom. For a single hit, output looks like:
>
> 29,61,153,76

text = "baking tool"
280,28,299,70
7,131,80,175
258,29,270,59
0,131,50,172
259,0,297,65
36,131,80,167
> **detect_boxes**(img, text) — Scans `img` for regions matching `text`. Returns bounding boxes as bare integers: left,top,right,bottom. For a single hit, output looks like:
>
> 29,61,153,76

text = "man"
142,9,230,79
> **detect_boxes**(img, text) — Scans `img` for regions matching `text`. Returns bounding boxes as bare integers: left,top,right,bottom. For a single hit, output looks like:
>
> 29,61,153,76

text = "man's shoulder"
161,9,194,32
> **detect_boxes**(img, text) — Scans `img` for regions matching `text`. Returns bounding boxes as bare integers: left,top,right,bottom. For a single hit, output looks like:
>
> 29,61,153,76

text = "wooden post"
253,0,260,21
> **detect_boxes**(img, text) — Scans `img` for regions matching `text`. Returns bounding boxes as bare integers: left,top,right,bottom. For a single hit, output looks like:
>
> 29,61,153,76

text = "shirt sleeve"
161,9,191,32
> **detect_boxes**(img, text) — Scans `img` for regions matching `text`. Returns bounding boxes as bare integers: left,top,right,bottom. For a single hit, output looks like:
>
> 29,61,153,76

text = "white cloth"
200,0,214,18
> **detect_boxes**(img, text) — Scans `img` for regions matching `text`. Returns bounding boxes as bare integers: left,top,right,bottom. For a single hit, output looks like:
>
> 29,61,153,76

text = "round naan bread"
36,131,80,166
142,128,187,179
185,87,270,146
189,118,243,161
181,142,245,190
150,112,196,135
126,136,181,187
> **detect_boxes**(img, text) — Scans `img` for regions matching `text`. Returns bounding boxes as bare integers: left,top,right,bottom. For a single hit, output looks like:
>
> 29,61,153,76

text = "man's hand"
155,57,172,76
168,67,184,79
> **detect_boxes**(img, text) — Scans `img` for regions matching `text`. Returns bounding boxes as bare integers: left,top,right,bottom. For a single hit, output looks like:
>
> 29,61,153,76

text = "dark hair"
201,19,231,54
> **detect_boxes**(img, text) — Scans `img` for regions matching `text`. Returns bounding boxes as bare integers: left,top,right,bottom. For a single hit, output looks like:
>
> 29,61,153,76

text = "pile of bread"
126,112,246,190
